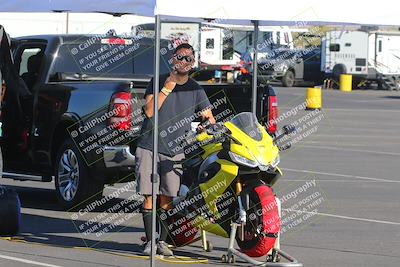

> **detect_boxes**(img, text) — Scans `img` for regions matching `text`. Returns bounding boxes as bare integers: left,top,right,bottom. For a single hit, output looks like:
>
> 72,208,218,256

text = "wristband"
161,87,172,96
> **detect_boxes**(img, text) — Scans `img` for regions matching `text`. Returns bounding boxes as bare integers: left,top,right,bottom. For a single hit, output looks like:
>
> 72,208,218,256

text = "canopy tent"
1,0,400,26
2,1,400,266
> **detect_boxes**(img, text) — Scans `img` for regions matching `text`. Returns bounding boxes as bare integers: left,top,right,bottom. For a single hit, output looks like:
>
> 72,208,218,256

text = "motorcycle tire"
236,185,280,257
0,186,21,236
166,210,198,247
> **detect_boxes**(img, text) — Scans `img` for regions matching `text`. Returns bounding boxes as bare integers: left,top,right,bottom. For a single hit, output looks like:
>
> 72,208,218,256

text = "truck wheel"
54,139,104,210
282,70,295,87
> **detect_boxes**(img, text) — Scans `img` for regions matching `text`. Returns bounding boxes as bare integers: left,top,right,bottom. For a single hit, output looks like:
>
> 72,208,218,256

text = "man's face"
172,48,195,75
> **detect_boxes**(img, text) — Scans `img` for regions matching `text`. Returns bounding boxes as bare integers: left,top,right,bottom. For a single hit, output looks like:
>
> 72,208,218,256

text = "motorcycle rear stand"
219,223,303,266
179,225,302,266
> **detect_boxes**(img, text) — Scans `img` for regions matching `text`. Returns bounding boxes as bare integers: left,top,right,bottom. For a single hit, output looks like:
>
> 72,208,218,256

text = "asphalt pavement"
1,86,400,267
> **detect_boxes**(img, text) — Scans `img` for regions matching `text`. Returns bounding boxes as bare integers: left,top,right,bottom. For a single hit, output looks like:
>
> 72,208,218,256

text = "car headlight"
228,151,258,168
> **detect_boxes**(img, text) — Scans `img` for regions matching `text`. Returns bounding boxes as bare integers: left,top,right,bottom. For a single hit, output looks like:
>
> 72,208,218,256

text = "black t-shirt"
137,73,211,156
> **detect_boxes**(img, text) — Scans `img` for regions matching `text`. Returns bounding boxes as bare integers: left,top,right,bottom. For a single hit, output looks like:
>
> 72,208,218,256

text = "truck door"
303,49,322,82
2,41,46,171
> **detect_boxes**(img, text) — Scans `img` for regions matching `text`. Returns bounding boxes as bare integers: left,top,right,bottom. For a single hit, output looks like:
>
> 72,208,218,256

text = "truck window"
16,45,46,91
19,48,42,75
206,38,214,49
378,40,382,52
50,41,170,77
133,44,171,75
329,43,340,52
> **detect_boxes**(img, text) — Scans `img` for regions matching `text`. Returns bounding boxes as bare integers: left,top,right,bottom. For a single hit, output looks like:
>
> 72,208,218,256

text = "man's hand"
164,71,178,91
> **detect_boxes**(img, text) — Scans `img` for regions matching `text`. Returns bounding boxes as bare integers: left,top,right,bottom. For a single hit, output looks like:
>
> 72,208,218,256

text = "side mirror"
282,124,296,135
273,124,296,144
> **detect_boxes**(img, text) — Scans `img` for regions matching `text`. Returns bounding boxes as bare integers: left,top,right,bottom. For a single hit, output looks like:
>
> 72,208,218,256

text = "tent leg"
151,14,161,267
251,20,259,116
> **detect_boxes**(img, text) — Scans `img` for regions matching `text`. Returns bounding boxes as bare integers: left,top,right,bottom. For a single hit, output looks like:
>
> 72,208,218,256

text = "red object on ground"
241,185,280,257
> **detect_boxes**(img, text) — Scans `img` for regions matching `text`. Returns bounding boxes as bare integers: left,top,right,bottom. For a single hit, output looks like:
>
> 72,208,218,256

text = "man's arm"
143,73,177,118
143,92,167,118
200,108,216,124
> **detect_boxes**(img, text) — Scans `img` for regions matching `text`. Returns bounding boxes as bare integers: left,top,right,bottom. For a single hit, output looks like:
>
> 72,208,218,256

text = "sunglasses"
174,54,194,63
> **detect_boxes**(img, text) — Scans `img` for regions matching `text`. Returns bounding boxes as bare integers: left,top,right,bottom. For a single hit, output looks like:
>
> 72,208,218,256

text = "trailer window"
222,31,234,60
378,40,382,52
329,44,340,52
248,33,253,46
206,38,214,49
355,58,366,66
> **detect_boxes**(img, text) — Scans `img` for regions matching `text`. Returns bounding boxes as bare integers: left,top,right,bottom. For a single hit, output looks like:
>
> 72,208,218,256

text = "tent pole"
151,14,161,267
251,20,259,115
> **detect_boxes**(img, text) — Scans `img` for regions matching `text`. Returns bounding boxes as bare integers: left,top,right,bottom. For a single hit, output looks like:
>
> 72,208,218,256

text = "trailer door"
376,35,400,75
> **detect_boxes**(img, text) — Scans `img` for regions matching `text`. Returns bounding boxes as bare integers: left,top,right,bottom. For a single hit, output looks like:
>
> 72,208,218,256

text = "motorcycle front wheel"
236,184,281,257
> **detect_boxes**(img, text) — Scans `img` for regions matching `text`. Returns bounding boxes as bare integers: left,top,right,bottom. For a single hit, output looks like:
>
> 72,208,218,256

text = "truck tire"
332,64,347,78
54,138,104,210
282,70,295,87
0,186,21,236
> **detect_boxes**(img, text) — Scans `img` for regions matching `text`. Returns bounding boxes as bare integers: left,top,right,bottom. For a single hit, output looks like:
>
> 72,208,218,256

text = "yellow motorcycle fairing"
224,121,280,168
194,159,239,237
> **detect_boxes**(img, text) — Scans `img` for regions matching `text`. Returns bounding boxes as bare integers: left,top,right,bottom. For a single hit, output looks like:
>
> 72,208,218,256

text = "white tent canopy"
1,0,400,26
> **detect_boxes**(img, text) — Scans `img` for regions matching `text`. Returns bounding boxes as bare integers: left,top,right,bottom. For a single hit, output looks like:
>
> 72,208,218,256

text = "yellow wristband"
161,87,172,96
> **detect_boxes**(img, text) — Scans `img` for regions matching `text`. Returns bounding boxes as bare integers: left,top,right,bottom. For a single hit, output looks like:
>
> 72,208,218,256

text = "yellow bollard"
306,87,322,110
340,74,352,92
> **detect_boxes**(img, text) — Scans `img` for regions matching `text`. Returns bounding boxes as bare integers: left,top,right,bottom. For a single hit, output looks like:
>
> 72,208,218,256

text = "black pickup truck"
0,34,278,209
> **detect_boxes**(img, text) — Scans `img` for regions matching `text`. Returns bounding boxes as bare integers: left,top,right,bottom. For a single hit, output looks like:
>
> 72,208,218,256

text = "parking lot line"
0,254,63,267
297,144,400,156
104,186,136,192
284,209,400,226
281,179,383,183
321,108,400,113
281,168,400,183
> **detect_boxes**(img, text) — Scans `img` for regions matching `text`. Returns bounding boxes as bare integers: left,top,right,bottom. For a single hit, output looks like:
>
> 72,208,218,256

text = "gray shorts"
135,147,185,197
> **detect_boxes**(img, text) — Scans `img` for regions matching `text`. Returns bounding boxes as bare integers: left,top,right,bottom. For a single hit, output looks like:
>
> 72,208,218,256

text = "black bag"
0,186,21,236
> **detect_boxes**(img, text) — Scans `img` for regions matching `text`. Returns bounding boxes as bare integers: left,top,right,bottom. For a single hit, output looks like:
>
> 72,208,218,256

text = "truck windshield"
50,40,171,77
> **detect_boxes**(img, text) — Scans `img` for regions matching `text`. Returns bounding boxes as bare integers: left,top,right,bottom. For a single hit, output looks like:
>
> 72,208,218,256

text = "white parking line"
104,186,136,193
284,209,400,226
281,168,400,183
281,179,382,183
0,254,62,267
297,144,400,156
318,108,400,113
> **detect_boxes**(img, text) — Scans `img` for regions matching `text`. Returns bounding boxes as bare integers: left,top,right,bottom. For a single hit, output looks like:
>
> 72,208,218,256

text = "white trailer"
321,30,400,90
200,25,304,67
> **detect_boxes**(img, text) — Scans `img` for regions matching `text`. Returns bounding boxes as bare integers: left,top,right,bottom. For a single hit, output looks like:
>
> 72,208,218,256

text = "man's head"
172,43,195,75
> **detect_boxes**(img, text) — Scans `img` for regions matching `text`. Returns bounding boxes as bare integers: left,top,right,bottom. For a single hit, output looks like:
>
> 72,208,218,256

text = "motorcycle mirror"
278,143,292,151
282,124,296,135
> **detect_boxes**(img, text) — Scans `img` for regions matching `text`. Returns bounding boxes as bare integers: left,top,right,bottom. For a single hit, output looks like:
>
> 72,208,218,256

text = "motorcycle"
162,111,302,266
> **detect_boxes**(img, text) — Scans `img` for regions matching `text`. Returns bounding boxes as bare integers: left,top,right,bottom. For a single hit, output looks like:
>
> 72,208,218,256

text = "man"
136,43,215,256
